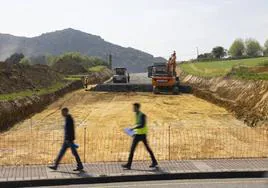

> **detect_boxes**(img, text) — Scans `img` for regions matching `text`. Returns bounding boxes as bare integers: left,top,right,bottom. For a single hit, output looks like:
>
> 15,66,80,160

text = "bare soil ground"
9,90,246,130
0,90,267,165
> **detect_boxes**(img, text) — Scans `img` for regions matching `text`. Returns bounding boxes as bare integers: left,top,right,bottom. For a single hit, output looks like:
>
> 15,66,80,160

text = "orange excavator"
148,51,179,94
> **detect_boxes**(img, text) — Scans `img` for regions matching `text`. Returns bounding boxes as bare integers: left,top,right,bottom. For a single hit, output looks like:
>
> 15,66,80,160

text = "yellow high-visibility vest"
134,112,148,135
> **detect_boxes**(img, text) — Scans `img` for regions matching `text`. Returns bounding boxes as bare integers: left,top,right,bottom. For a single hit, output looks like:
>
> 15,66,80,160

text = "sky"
0,0,268,60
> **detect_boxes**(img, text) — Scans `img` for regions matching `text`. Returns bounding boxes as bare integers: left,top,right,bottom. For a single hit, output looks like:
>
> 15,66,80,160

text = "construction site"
1,2,268,186
0,52,267,166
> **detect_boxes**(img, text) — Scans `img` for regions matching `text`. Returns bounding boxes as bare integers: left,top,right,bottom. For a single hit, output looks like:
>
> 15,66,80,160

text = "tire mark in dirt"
78,92,117,127
97,94,117,122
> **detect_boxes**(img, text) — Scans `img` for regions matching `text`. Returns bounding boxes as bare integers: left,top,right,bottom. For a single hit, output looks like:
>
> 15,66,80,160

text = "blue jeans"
55,140,83,168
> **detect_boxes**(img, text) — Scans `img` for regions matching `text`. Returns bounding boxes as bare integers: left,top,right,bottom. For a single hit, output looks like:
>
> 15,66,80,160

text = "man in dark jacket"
48,108,83,171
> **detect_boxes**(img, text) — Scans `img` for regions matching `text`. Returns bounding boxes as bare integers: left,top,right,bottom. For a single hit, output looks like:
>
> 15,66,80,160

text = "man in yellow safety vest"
122,103,158,170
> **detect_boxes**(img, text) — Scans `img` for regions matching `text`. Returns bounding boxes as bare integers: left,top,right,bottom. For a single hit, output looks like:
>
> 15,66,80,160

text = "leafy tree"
229,39,245,57
46,55,58,66
245,38,262,57
264,39,268,56
30,56,47,65
5,53,24,64
52,52,108,69
212,46,226,59
197,53,213,60
46,52,108,68
19,57,31,65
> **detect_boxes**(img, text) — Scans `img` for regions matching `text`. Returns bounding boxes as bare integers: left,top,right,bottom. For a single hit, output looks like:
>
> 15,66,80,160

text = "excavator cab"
148,63,169,78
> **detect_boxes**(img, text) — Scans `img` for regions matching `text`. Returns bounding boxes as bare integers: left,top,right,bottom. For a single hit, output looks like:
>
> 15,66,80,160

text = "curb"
1,171,267,187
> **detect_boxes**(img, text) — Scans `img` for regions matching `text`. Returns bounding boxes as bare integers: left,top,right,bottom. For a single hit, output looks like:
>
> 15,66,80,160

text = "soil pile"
0,68,112,131
0,62,63,94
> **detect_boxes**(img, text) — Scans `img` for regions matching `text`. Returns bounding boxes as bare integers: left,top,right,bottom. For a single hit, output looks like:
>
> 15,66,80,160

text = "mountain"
0,28,166,72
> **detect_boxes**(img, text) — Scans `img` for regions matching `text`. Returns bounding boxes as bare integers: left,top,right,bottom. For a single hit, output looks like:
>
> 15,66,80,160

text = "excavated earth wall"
179,71,268,127
0,69,112,131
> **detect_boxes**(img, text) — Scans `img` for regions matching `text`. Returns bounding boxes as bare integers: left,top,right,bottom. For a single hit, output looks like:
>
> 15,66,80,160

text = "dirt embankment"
0,63,63,94
0,68,112,131
179,70,268,127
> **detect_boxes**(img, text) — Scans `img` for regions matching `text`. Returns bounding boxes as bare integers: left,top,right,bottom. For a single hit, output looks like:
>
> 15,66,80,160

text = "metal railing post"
168,125,171,161
30,118,33,133
83,127,87,163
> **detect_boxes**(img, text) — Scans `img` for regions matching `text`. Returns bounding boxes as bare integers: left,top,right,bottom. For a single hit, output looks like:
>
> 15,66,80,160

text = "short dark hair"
62,108,69,113
133,103,140,109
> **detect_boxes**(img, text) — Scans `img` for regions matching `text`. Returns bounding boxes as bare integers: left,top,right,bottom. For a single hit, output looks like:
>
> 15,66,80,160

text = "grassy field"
88,65,106,72
0,82,67,101
179,57,268,79
64,75,83,81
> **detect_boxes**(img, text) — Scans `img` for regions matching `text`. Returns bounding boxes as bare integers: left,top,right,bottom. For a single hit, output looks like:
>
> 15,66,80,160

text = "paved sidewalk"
0,159,268,187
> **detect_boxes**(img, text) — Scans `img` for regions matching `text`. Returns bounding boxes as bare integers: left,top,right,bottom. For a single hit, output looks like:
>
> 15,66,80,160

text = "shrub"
5,53,25,64
19,58,31,65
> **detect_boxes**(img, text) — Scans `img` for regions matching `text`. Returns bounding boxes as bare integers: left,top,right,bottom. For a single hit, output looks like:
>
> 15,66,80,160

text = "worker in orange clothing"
84,76,89,89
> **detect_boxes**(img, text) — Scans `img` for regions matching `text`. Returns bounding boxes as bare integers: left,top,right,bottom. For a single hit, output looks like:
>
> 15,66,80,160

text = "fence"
0,127,267,166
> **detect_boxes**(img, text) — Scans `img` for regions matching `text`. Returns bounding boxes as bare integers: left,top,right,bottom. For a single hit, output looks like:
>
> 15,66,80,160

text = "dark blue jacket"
64,115,75,141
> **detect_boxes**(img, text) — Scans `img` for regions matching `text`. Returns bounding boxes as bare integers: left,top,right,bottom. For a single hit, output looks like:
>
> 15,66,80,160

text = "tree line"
197,38,268,61
2,52,108,68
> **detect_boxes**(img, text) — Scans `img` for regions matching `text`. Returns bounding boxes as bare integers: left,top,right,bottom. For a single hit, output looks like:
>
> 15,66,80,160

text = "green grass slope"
179,57,268,80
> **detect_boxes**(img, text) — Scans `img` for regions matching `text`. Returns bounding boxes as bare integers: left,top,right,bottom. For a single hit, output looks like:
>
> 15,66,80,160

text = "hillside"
0,28,166,72
179,57,268,80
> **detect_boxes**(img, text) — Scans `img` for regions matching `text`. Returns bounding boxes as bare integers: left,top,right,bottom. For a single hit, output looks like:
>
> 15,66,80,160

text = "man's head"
133,103,141,113
61,108,69,117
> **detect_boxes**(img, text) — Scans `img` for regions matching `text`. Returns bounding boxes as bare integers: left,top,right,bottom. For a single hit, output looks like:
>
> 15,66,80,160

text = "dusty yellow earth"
0,90,267,165
10,90,246,130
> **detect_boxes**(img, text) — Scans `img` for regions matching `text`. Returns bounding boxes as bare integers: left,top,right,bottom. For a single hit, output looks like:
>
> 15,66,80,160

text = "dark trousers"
55,141,83,168
127,135,158,166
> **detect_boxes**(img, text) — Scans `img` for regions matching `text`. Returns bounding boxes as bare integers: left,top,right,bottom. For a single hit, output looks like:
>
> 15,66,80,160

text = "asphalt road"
108,73,151,84
129,73,151,84
38,178,268,188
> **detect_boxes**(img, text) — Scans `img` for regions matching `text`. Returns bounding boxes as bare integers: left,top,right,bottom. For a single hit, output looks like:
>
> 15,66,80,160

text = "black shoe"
73,167,84,171
48,166,57,170
121,164,131,170
149,163,158,168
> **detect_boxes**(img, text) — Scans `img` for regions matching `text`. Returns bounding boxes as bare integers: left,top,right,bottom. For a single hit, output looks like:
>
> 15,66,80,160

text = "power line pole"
108,54,112,69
